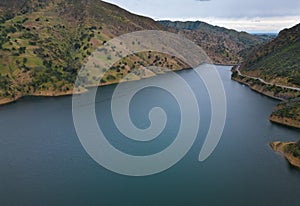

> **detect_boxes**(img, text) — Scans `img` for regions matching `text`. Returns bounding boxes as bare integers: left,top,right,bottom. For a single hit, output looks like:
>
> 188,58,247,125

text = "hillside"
158,20,271,65
0,0,172,103
240,23,300,87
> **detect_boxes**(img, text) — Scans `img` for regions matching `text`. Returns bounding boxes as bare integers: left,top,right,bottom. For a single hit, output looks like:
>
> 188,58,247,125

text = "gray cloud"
103,0,300,19
102,0,300,32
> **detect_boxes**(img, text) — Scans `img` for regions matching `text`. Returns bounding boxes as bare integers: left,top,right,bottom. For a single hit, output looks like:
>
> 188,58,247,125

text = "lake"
0,65,300,205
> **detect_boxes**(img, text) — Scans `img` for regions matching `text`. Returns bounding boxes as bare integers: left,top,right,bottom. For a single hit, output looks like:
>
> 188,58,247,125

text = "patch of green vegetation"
272,98,300,121
284,141,300,157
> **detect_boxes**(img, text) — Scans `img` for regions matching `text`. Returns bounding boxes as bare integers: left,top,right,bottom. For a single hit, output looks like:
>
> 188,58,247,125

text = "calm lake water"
1,65,300,206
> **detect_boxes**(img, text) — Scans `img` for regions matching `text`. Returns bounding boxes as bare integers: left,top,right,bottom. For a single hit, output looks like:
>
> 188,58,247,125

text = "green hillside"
0,0,167,102
237,23,300,128
240,23,300,87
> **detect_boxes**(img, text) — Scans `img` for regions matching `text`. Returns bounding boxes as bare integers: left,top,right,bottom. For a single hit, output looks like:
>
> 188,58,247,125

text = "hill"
240,23,300,87
0,1,273,104
0,0,171,103
233,23,300,129
158,20,271,65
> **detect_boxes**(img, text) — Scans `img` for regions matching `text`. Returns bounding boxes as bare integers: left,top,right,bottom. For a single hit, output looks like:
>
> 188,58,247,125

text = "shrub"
106,75,116,81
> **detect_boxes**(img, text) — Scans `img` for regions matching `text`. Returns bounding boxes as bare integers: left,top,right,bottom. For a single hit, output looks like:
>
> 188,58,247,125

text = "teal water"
0,66,300,205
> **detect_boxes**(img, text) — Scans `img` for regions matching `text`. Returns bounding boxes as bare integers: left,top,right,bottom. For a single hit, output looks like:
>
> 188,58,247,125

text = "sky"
102,0,300,33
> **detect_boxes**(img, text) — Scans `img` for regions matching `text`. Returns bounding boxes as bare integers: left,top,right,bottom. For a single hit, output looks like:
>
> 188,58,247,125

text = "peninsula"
270,141,300,170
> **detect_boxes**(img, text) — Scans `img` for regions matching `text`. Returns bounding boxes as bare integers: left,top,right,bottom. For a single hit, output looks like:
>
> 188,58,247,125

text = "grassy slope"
237,23,300,128
241,23,300,86
158,20,271,65
0,0,179,101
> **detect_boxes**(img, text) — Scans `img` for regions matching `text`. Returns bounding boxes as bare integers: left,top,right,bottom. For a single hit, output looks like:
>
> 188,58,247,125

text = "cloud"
197,16,300,33
102,0,300,32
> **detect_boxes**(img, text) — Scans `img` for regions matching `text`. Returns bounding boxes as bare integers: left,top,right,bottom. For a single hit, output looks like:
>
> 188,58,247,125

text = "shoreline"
231,66,300,128
231,75,285,101
269,115,300,129
0,66,192,106
0,74,153,106
0,90,86,107
0,64,230,106
270,141,300,170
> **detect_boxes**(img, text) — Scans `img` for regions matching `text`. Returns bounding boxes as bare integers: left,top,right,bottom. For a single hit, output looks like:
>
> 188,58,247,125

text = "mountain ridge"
240,23,300,87
158,20,273,65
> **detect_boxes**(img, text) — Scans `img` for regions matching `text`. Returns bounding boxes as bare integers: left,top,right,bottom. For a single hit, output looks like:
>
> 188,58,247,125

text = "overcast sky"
103,0,300,33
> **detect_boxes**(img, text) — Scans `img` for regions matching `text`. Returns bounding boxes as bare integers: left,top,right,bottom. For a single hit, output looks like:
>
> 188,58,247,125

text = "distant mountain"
252,33,278,42
240,23,300,86
158,20,272,65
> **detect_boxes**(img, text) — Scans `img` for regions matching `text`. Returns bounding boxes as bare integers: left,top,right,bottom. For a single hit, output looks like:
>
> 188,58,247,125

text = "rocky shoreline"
232,66,300,171
270,141,300,170
231,67,300,129
231,75,285,101
0,88,87,106
269,115,300,129
0,66,185,106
